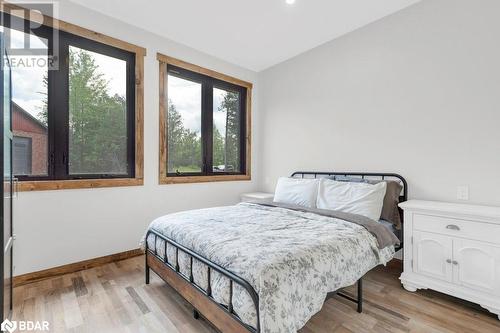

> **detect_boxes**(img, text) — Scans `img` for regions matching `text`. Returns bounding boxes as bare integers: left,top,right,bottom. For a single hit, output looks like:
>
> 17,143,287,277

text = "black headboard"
291,171,408,251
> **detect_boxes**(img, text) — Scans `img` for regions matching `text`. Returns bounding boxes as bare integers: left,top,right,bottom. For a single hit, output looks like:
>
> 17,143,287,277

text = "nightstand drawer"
413,214,500,245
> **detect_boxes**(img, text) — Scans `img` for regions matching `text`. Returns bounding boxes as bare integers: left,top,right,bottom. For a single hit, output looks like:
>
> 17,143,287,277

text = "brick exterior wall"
12,103,48,175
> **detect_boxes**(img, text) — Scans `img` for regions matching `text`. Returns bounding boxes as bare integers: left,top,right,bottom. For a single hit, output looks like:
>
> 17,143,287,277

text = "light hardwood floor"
13,256,500,333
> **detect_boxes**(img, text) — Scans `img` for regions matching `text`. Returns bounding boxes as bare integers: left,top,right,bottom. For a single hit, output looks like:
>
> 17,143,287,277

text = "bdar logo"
0,319,16,333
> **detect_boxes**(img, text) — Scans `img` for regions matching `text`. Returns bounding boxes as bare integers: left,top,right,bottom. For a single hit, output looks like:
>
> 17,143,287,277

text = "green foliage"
218,91,240,171
168,90,241,174
212,126,224,166
167,101,202,173
68,48,128,174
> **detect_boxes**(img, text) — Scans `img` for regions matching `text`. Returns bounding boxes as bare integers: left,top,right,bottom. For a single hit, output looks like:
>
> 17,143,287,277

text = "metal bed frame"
145,171,408,333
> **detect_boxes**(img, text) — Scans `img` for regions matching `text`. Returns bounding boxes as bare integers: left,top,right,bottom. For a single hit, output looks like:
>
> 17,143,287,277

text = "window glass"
213,87,241,173
167,74,202,174
163,65,247,179
68,45,128,175
13,136,32,175
7,28,49,177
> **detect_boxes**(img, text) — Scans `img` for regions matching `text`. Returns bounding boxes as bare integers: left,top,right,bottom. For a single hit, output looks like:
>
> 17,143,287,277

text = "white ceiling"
69,0,420,72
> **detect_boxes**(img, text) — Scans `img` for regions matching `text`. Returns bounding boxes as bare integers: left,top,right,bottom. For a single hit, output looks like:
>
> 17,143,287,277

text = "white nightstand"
241,192,274,203
399,200,500,320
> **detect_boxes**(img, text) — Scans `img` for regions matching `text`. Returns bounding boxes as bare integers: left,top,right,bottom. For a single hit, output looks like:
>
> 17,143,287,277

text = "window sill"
17,178,144,191
159,174,251,185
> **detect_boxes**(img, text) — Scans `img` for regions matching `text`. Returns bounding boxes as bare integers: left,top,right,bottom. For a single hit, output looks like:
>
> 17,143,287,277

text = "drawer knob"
446,224,460,231
452,260,459,265
446,259,452,264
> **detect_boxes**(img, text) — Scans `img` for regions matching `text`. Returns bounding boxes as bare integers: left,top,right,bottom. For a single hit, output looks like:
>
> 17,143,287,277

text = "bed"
143,171,407,333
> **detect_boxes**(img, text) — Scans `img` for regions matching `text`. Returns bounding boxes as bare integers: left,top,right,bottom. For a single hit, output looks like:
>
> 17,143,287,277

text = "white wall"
259,0,500,206
15,2,260,275
17,0,500,275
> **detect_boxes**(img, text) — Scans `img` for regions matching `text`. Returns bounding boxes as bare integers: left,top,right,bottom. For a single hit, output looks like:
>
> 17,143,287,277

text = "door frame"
0,31,14,321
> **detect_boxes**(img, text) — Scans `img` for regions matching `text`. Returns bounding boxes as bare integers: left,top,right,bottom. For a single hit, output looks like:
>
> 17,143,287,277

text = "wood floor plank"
71,276,88,297
60,284,84,329
12,256,500,332
126,286,150,314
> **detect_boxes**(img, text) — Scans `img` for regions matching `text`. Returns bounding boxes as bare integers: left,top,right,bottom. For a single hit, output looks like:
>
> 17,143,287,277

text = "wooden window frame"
158,53,252,184
1,3,145,191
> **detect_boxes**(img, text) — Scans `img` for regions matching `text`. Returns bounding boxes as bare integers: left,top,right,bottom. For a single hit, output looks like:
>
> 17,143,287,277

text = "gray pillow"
366,179,403,230
327,176,402,229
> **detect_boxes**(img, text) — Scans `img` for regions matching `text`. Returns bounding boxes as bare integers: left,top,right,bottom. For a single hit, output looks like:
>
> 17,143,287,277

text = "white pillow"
273,177,319,208
316,179,387,221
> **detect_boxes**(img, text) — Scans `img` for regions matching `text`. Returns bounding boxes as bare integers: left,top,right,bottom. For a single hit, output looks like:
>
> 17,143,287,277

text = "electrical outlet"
457,185,469,200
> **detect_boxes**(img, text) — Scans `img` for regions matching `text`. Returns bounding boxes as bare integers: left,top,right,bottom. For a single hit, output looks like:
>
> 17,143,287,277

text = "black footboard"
145,229,365,333
145,229,261,333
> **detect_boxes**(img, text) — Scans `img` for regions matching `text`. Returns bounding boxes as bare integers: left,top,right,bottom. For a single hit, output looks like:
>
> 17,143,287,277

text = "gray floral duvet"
144,202,395,333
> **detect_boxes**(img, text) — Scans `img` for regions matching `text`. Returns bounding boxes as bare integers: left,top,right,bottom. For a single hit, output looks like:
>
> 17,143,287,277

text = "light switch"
457,185,469,200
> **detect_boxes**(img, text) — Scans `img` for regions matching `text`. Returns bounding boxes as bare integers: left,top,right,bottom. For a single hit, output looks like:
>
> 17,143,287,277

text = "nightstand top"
399,200,500,220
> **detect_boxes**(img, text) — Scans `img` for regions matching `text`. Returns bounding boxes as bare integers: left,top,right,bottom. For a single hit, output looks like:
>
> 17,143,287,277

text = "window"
158,54,252,184
13,136,32,175
167,74,203,174
212,86,242,173
1,8,145,190
67,44,132,177
9,30,49,177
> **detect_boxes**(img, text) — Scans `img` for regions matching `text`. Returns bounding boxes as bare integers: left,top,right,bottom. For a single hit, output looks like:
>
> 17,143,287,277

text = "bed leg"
193,309,200,320
357,278,363,313
145,254,150,284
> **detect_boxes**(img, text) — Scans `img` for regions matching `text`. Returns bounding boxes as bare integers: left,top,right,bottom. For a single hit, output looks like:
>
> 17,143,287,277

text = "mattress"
144,203,395,332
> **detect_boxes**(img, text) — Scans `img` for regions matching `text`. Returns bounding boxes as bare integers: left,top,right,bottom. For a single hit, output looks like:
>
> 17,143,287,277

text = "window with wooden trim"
1,6,145,191
158,54,252,184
